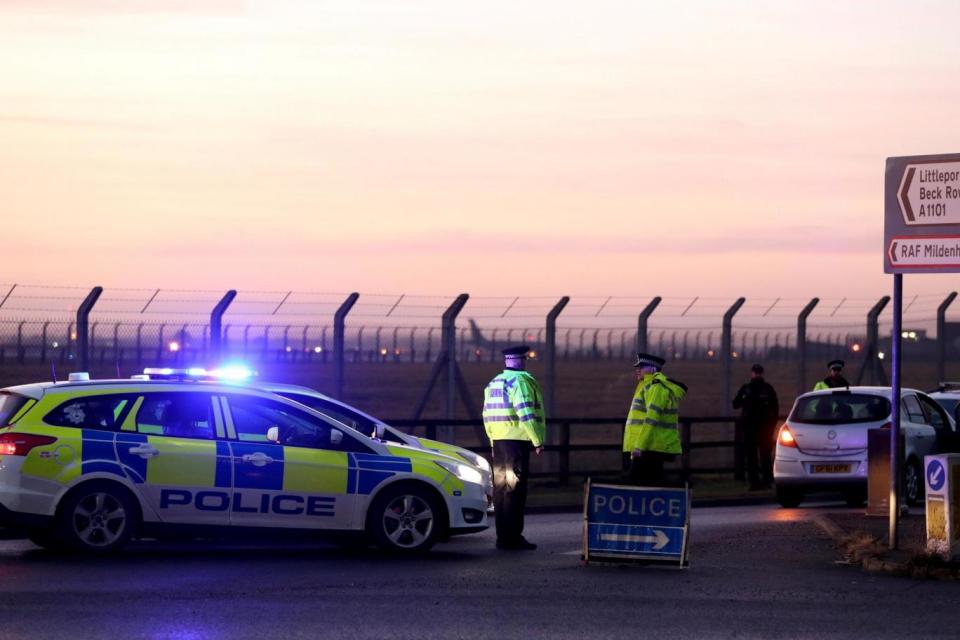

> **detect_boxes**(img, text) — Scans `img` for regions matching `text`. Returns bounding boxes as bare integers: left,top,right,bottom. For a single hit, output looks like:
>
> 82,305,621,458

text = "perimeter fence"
1,283,960,415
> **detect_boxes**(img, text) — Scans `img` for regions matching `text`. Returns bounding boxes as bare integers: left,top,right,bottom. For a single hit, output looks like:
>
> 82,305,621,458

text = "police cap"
828,359,845,370
633,352,666,368
751,363,764,374
502,345,531,358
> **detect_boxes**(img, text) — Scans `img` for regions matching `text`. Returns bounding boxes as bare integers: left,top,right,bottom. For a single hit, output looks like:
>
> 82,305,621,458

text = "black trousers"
744,424,775,486
628,451,676,487
492,439,531,544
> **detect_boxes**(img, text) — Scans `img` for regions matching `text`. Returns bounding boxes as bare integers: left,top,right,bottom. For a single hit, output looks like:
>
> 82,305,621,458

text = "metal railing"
387,415,760,485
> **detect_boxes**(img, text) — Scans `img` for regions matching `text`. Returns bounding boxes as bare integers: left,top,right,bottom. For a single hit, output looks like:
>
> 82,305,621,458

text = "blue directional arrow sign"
927,459,946,492
583,482,690,565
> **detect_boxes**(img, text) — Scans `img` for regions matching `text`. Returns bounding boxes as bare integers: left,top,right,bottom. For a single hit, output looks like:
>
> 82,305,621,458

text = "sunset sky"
3,0,960,301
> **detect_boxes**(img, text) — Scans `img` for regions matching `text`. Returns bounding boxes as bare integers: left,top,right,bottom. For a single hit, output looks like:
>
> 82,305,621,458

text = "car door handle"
128,444,159,459
242,452,274,466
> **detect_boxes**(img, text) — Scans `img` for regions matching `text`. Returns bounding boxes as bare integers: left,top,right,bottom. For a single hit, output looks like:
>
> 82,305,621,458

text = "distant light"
51,341,59,349
529,350,537,359
186,367,207,376
394,348,401,355
379,348,388,356
474,349,482,356
707,350,716,358
314,346,323,354
851,343,861,353
732,351,739,359
878,351,885,360
285,346,292,353
168,341,180,353
70,332,77,341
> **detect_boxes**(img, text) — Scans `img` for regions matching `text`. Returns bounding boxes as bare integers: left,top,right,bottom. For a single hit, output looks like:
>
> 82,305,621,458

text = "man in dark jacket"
733,364,780,490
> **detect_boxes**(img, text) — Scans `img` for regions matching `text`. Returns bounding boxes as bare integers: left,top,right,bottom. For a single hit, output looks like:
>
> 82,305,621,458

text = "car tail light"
0,433,57,456
777,425,797,448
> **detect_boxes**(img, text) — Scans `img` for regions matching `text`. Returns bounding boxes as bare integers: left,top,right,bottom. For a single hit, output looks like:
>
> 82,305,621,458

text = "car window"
228,395,370,453
902,395,926,424
0,392,31,424
918,394,951,431
932,397,960,425
44,394,137,431
277,392,374,435
136,393,216,440
790,393,890,425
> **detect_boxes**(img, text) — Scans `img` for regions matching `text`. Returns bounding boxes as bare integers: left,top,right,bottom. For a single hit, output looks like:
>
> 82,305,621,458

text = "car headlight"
435,460,484,485
461,450,491,473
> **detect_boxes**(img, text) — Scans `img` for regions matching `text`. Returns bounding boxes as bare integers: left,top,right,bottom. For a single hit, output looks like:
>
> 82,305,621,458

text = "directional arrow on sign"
898,162,960,225
599,528,670,550
889,240,898,264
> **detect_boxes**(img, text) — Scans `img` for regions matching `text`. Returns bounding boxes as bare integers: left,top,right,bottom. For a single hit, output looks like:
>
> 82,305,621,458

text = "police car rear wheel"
370,486,440,553
58,485,137,553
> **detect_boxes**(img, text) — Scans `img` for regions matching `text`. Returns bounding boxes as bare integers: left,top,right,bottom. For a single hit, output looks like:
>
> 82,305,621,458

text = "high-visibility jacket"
813,376,849,391
482,369,546,447
622,372,687,455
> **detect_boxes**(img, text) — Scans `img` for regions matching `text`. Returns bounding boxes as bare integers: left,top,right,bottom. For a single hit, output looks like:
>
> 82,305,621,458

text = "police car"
0,374,488,553
246,382,493,506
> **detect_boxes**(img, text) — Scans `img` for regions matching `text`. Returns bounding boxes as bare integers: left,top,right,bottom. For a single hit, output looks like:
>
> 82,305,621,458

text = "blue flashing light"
209,364,254,382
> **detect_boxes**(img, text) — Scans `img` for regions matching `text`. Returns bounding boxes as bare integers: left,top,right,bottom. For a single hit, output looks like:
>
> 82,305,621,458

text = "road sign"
582,480,690,566
886,154,960,274
887,235,960,268
897,162,960,225
927,459,946,492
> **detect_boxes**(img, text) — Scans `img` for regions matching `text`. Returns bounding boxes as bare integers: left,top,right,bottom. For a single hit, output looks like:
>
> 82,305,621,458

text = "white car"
774,386,960,508
929,383,960,425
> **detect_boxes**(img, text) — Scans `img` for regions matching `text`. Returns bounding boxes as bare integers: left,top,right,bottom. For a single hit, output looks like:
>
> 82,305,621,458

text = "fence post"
442,294,470,425
545,296,570,418
209,290,237,363
334,293,360,399
722,298,746,415
856,296,891,385
76,286,103,371
797,298,819,397
937,292,957,384
16,321,24,364
681,419,692,483
722,298,746,480
41,321,49,363
637,297,662,353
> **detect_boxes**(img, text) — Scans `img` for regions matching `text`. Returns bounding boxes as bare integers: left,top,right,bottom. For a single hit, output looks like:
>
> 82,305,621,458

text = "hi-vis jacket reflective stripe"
622,372,686,455
482,370,546,447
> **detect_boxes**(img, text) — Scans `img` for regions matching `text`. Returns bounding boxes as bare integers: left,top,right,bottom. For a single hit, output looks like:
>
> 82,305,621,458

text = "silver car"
774,386,958,508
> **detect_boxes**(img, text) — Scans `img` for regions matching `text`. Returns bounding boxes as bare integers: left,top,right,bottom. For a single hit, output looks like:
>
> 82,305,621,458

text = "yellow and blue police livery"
247,382,493,506
0,378,488,553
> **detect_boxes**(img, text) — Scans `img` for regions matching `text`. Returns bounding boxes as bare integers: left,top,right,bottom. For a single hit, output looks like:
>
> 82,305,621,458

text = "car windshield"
790,393,891,425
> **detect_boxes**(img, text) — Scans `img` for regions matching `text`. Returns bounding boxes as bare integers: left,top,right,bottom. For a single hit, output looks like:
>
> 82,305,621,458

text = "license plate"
811,463,851,474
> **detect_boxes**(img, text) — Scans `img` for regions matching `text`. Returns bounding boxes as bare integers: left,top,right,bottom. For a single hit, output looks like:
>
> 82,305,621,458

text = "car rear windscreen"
0,392,30,425
790,393,891,425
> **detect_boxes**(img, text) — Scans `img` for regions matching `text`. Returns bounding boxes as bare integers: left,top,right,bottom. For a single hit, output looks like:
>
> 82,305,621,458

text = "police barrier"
582,479,690,567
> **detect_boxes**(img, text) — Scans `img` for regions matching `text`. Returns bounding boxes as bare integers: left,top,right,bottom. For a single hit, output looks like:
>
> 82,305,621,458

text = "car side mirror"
267,426,279,443
374,424,386,441
330,429,343,446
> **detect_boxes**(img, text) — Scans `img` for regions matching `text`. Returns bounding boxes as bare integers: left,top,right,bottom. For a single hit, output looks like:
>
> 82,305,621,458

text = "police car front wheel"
369,485,443,553
57,484,138,553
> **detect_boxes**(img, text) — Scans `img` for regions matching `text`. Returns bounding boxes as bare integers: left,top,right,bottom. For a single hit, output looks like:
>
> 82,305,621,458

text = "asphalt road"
0,504,958,639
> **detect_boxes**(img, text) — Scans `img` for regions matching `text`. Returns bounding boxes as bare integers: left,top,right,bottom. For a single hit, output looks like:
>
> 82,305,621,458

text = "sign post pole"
889,274,902,550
